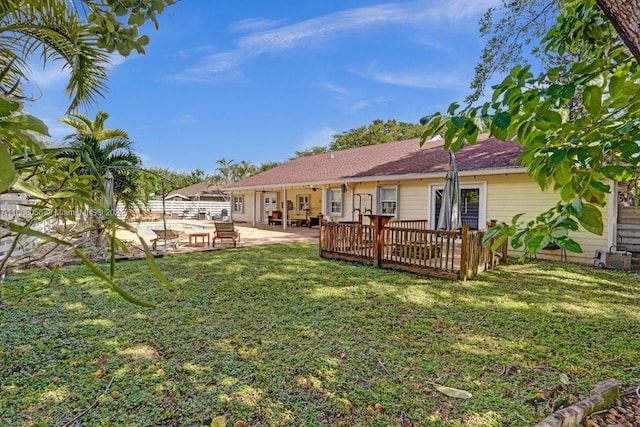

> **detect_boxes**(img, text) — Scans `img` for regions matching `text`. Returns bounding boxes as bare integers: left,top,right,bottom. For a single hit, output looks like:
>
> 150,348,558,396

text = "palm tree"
60,111,128,141
61,111,142,213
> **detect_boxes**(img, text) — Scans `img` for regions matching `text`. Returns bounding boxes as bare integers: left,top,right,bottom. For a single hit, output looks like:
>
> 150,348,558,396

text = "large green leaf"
0,98,20,117
0,114,49,136
553,165,572,186
582,85,602,115
0,143,16,193
557,238,583,253
493,112,511,130
609,75,624,97
578,203,603,235
567,198,584,217
527,235,551,254
601,165,635,181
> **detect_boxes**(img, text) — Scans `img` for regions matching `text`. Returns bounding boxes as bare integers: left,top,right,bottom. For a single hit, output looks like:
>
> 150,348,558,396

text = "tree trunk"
596,0,640,62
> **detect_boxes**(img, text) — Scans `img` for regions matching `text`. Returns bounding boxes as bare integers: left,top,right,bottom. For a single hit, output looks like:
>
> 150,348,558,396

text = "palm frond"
0,0,110,110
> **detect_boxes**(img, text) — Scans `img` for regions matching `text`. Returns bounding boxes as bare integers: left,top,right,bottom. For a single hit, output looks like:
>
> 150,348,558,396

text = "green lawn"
1,243,639,426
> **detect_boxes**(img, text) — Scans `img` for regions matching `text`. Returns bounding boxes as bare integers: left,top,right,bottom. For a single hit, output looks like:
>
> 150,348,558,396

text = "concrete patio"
117,220,319,254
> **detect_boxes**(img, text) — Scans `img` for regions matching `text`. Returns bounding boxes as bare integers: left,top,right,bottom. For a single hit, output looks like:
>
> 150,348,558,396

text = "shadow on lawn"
1,244,639,426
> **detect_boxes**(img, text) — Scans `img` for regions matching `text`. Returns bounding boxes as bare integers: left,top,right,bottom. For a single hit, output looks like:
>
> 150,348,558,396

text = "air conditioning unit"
593,247,632,270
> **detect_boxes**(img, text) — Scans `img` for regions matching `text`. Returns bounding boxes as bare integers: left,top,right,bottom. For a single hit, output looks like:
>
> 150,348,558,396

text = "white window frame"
327,188,343,216
296,194,310,213
377,185,398,216
428,181,487,229
232,195,244,213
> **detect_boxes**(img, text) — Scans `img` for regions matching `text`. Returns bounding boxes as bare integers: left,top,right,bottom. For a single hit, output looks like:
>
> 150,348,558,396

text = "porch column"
252,190,257,227
283,187,288,230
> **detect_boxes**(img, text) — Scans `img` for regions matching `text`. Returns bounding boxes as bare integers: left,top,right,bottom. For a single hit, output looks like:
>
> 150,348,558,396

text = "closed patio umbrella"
436,150,462,231
101,169,115,215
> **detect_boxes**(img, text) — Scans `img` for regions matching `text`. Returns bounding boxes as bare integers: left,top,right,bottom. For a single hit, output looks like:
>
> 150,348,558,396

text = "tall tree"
421,0,640,258
330,119,424,151
292,119,424,158
596,0,640,61
468,0,561,103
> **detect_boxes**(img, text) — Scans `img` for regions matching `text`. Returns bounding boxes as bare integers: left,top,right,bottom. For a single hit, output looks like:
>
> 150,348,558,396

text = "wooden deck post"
459,224,469,280
318,214,324,257
368,215,394,268
489,219,497,269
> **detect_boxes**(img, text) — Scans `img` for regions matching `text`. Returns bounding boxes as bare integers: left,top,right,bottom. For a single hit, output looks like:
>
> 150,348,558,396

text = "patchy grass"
1,243,639,426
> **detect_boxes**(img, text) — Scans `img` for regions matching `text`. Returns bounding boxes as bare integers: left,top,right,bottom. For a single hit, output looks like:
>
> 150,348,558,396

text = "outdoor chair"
308,215,320,228
268,210,282,225
213,221,240,247
151,229,184,249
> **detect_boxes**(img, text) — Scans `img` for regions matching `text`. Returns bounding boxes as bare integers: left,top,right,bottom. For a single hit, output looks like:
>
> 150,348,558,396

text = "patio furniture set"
267,210,320,227
150,222,240,250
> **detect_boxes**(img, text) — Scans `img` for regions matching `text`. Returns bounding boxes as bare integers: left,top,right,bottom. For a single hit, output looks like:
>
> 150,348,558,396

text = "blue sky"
25,0,502,173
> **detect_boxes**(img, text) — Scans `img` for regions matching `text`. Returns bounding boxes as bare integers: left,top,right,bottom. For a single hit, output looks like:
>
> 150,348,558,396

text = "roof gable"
166,181,223,198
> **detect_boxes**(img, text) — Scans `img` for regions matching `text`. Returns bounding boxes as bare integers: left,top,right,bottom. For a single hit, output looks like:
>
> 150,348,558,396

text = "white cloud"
353,63,468,90
351,96,391,110
45,120,73,144
229,17,284,33
27,52,128,91
319,81,351,96
172,114,198,124
177,45,217,59
298,126,336,150
165,52,244,82
168,0,498,82
27,64,69,89
414,37,456,54
107,53,129,69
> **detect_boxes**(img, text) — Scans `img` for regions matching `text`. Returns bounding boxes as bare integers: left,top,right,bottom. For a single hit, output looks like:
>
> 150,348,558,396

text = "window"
233,195,244,213
296,194,310,212
328,188,342,215
430,182,486,230
377,185,398,215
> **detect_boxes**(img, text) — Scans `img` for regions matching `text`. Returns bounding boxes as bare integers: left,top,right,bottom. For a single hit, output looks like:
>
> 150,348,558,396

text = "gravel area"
585,387,640,427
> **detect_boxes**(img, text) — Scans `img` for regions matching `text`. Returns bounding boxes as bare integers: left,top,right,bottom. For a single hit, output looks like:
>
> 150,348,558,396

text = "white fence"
0,193,55,263
144,200,231,220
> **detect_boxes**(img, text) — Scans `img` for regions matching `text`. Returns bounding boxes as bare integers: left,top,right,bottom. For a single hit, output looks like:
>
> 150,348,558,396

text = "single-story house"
226,134,635,265
147,181,230,220
163,181,227,202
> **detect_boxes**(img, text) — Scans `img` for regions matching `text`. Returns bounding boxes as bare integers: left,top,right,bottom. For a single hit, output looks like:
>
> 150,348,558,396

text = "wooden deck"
319,217,501,280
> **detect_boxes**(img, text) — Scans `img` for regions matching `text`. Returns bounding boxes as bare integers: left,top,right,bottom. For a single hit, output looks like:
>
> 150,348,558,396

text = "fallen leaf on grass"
429,382,473,399
210,416,226,427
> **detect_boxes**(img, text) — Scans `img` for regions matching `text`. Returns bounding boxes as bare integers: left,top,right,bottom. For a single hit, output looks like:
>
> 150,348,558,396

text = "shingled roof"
227,134,524,190
165,181,224,199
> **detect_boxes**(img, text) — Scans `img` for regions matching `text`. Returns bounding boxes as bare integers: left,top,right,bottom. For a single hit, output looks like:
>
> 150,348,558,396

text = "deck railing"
388,219,430,230
460,228,499,280
319,216,499,280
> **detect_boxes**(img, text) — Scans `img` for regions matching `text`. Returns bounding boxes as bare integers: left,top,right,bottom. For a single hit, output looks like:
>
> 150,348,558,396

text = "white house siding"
229,191,255,224
229,172,610,265
485,173,609,264
363,174,609,264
